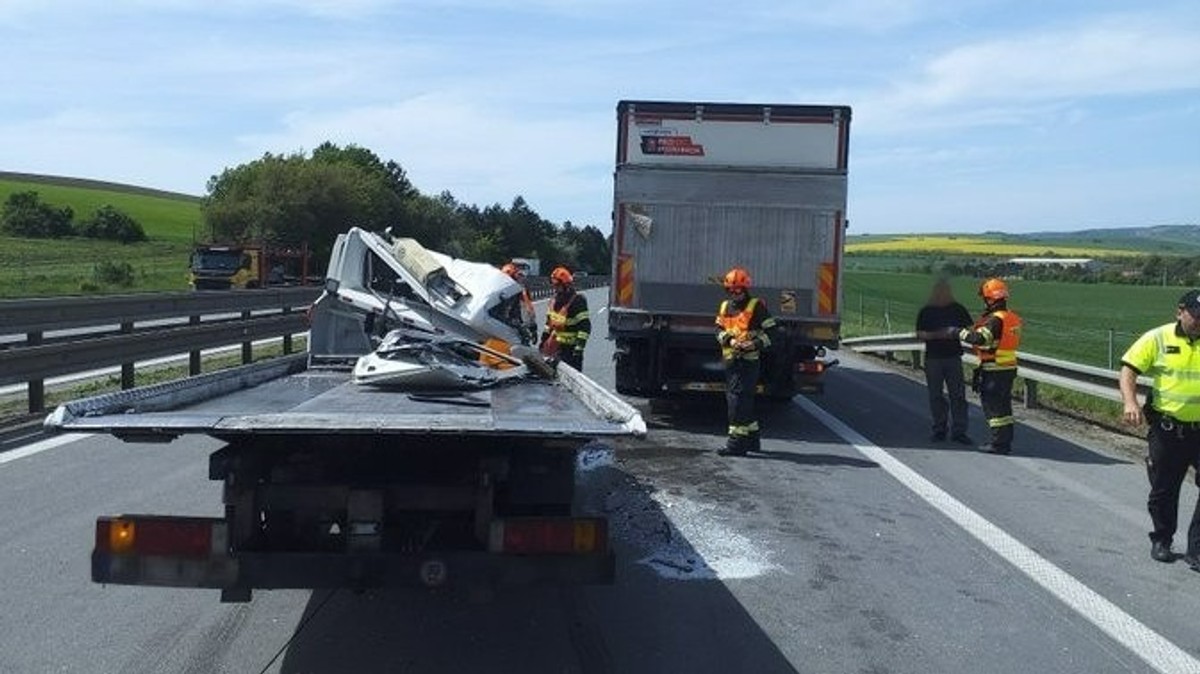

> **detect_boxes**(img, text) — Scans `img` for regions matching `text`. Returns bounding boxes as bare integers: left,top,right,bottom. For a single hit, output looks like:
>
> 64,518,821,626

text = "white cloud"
838,11,1200,136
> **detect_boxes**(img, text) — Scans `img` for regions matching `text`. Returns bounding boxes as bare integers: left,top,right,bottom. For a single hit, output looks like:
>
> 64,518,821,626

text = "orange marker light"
109,519,136,554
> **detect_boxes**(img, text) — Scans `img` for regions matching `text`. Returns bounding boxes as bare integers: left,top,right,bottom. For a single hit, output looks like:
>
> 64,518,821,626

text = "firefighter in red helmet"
715,267,777,456
959,278,1023,454
542,266,590,370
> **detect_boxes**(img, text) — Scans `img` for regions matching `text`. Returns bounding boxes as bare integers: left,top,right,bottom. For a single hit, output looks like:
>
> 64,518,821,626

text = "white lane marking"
597,307,607,314
0,433,91,466
795,396,1200,674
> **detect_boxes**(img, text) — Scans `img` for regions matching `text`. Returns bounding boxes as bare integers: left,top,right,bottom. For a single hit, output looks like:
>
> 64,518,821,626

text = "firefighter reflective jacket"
545,291,590,349
716,297,776,361
1121,322,1200,422
964,309,1022,370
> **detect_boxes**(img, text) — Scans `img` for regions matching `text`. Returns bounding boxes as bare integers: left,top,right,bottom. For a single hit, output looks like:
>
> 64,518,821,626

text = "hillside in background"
0,174,203,296
1013,225,1200,254
848,225,1200,257
0,173,202,243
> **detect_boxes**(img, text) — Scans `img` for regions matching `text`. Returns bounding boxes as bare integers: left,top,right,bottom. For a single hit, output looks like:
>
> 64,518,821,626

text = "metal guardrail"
0,287,319,413
842,332,1150,408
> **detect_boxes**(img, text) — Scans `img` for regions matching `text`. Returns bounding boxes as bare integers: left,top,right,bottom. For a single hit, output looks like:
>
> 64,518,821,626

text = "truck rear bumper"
93,549,615,591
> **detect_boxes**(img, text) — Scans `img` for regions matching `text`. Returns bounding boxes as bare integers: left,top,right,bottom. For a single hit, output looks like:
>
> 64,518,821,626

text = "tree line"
896,254,1200,286
202,142,610,274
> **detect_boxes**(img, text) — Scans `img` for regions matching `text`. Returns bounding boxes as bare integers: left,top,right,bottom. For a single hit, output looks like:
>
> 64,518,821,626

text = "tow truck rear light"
489,518,608,555
798,361,825,374
95,516,224,559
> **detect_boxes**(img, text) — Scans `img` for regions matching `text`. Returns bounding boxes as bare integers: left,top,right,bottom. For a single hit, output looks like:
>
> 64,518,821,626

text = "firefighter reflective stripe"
547,293,589,347
759,317,777,349
987,415,1015,428
716,298,763,360
975,309,1021,370
729,421,760,437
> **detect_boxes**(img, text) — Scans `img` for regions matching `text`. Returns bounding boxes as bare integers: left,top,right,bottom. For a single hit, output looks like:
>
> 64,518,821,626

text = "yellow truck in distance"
189,244,313,290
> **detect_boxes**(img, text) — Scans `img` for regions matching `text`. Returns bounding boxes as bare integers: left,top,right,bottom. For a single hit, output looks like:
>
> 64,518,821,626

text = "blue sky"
1,0,1197,234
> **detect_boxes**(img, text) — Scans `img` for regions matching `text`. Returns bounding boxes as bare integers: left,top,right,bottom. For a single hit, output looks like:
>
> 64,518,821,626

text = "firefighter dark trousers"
725,357,761,453
1146,416,1200,556
560,347,584,371
980,369,1016,450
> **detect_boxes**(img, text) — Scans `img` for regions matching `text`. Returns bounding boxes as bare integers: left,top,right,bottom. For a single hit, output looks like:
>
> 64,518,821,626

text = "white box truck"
608,100,850,398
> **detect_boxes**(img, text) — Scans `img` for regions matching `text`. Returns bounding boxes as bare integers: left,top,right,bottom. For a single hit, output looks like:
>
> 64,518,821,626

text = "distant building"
1008,257,1099,271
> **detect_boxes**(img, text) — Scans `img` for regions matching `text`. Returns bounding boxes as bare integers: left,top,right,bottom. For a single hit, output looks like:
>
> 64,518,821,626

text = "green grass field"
841,270,1186,368
0,176,203,296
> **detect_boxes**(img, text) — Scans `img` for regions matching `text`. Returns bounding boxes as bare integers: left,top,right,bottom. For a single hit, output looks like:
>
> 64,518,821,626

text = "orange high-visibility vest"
975,309,1022,370
716,298,762,360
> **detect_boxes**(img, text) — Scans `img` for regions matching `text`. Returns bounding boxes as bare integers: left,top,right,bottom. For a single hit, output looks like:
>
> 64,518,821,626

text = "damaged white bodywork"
309,227,530,363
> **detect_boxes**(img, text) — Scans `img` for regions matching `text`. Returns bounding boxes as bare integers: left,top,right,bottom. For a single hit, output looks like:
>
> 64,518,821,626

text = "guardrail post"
188,315,202,376
27,331,44,414
282,306,293,355
1024,379,1039,409
910,350,922,370
120,322,135,390
241,310,253,364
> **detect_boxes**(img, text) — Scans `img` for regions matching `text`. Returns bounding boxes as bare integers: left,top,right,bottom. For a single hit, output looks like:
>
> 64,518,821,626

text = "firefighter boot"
718,436,747,457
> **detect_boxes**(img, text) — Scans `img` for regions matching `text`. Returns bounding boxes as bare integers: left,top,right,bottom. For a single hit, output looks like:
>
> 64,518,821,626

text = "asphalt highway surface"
1,287,1197,673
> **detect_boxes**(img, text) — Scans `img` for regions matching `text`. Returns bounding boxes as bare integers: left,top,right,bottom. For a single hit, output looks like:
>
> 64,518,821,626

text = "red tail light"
490,518,608,555
798,361,825,374
96,516,222,559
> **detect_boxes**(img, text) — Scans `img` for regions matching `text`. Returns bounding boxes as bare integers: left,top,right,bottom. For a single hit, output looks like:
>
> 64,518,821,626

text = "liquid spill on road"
576,442,615,472
599,475,780,580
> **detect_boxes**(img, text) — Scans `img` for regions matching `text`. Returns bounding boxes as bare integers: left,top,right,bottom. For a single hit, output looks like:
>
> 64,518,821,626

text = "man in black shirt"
916,279,974,444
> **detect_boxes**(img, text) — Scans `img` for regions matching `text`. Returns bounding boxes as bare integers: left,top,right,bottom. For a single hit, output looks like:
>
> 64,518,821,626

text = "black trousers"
925,356,968,435
559,347,583,371
980,369,1016,449
1146,417,1200,555
725,357,760,448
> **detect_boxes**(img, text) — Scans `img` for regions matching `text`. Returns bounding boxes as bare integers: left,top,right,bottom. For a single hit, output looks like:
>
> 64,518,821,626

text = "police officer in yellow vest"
715,267,777,456
959,278,1022,454
1120,290,1200,570
542,266,590,370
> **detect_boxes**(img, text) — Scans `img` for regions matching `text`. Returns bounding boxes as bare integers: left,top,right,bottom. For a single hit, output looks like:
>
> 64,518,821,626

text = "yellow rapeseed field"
845,235,1136,257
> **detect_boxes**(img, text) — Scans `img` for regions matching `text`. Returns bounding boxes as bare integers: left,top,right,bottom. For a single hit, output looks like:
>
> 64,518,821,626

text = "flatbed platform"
44,354,645,441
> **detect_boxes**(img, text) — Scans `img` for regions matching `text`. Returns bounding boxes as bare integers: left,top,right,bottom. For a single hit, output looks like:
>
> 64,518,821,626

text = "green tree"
78,205,147,243
203,150,404,261
1,191,74,238
203,143,610,275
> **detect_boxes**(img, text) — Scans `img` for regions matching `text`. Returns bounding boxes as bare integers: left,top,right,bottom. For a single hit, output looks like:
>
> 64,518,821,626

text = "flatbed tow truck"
45,228,645,602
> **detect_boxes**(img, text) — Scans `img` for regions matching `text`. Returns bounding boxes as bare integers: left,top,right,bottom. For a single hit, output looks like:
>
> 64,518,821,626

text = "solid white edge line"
0,433,92,466
794,395,1200,674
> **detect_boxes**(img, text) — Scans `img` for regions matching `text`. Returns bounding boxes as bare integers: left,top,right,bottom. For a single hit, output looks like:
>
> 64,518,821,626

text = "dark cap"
1179,290,1200,316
